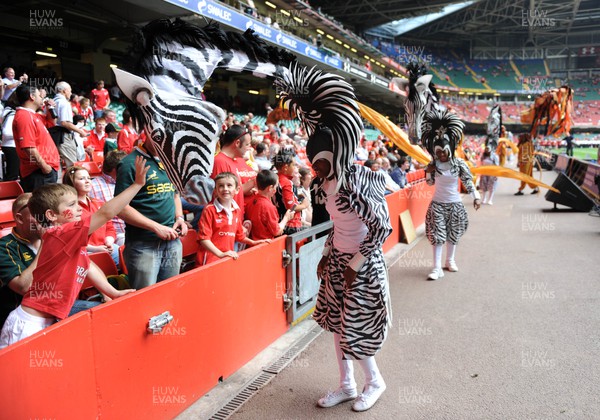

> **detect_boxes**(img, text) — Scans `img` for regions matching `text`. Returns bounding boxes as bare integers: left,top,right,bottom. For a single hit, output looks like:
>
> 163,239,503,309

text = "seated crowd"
0,74,420,347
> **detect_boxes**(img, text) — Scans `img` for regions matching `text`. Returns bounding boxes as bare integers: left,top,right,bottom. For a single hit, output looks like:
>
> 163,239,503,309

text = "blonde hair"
28,184,77,227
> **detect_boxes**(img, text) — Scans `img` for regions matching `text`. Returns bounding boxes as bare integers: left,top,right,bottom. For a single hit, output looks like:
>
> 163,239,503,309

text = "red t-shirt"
90,88,110,111
196,202,245,266
117,125,139,154
87,130,106,151
80,106,93,125
210,152,257,216
12,108,60,177
79,197,116,246
245,193,281,240
21,217,91,320
278,173,302,228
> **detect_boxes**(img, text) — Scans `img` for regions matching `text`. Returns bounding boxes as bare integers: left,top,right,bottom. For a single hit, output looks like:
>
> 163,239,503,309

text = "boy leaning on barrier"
0,156,148,349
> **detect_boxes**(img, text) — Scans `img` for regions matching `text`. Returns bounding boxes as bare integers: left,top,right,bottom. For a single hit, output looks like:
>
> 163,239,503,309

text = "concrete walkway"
182,168,599,420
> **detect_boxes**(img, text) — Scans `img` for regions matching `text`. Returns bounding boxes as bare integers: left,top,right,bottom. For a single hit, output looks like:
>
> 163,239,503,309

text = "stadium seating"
0,181,24,200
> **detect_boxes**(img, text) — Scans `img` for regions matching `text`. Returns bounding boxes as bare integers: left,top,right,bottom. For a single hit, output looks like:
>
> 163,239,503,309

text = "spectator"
103,109,122,128
210,125,257,218
273,148,309,235
90,80,110,119
54,81,89,168
117,110,141,154
0,158,147,348
63,166,119,266
245,170,294,240
2,67,27,102
391,157,410,189
196,172,270,265
72,115,88,163
12,84,60,192
298,167,313,227
1,96,19,180
254,141,273,170
79,97,94,127
0,193,39,326
86,116,107,159
104,122,120,155
115,139,187,289
355,137,369,161
89,150,127,246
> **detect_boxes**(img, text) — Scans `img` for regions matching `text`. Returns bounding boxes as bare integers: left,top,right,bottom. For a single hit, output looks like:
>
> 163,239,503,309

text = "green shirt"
115,147,176,241
0,232,37,324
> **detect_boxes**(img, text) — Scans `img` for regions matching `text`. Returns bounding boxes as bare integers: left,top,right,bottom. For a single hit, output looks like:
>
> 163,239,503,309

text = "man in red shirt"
86,117,107,159
12,84,60,192
210,125,257,217
90,80,110,119
117,110,140,154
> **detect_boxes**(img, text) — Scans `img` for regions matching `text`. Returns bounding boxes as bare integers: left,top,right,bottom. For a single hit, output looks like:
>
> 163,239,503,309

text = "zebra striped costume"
114,19,294,205
313,165,393,360
425,158,475,245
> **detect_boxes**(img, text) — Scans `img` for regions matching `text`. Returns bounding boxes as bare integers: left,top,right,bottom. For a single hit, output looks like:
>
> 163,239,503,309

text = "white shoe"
317,387,358,408
427,268,444,280
488,201,493,205
352,382,387,412
445,261,459,272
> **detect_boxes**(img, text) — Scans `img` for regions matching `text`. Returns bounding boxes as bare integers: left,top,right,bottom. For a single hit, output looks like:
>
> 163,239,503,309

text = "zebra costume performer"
423,110,481,281
274,65,392,412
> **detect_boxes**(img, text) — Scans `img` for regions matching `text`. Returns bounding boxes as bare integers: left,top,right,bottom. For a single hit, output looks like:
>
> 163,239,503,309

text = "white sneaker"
488,201,493,205
427,268,444,280
317,387,358,408
352,382,387,412
446,261,459,272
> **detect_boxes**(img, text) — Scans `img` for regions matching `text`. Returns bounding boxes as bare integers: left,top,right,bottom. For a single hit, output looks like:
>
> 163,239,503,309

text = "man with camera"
53,81,89,168
2,67,28,103
12,84,60,192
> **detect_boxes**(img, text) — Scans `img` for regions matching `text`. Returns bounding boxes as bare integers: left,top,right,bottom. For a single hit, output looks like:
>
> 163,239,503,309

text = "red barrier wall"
0,237,288,419
0,180,434,419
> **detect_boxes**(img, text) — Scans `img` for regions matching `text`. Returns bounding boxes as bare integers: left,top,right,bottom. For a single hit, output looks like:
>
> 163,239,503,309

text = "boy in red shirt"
274,149,309,235
196,172,269,266
0,156,149,349
245,170,294,240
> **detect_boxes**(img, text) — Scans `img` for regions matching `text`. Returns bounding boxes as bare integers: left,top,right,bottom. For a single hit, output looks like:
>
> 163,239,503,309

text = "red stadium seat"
74,161,102,177
0,199,16,228
89,251,119,277
180,231,198,273
0,181,24,200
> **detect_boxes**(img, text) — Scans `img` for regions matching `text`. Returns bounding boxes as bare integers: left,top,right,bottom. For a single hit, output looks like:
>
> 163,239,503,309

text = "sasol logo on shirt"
147,183,175,195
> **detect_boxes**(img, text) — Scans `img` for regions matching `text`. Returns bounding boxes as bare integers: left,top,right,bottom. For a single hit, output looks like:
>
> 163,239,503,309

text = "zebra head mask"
392,62,440,145
115,19,294,205
421,109,464,163
486,104,502,150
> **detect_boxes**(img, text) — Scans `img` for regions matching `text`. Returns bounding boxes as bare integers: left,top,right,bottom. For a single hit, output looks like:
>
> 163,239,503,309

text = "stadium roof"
311,0,600,50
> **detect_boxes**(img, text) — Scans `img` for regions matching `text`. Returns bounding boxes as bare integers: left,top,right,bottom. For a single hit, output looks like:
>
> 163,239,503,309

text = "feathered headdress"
274,62,362,190
421,109,465,161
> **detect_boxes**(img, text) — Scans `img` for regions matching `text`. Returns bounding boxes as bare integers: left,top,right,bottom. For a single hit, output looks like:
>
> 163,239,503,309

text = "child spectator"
245,170,294,240
298,167,313,227
196,172,269,266
63,165,119,266
273,148,309,235
79,97,94,127
0,156,148,348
